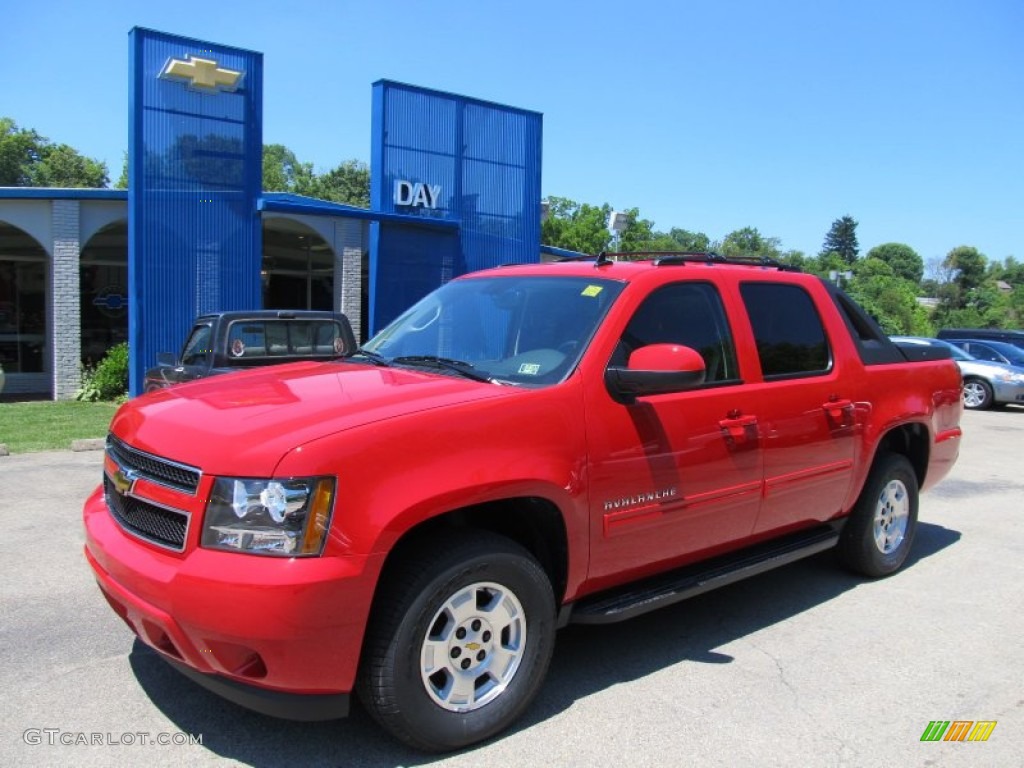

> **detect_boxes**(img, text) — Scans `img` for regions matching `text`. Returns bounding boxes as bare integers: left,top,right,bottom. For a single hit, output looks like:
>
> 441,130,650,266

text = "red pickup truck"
83,254,963,751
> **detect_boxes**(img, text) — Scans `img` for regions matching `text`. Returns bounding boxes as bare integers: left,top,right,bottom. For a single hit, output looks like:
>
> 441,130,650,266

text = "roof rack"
596,251,802,272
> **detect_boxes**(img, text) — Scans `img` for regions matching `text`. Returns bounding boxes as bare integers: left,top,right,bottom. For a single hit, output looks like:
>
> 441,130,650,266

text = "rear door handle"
823,398,854,424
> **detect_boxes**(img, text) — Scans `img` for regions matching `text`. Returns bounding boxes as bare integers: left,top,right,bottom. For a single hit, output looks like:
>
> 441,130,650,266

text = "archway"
80,220,128,365
261,218,335,310
0,220,48,396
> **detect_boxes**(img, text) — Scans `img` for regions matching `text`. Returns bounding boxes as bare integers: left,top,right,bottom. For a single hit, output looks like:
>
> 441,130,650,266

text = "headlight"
994,372,1024,384
202,477,335,556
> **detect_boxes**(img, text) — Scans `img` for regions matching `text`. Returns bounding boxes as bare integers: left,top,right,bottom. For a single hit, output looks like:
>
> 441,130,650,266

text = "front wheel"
962,377,994,410
838,452,919,578
358,532,556,752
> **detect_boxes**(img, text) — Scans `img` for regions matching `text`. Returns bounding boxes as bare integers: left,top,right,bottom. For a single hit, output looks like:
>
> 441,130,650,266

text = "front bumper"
993,379,1024,405
83,485,383,717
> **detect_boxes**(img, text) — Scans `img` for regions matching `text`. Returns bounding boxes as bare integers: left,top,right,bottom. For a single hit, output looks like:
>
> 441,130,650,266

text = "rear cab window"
226,319,351,363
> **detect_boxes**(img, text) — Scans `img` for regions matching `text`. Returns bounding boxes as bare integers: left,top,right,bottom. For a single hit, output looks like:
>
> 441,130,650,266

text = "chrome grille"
104,477,189,552
106,434,201,494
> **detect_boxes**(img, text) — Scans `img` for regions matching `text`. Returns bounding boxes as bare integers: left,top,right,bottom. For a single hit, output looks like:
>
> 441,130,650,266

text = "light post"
829,269,853,288
608,210,629,253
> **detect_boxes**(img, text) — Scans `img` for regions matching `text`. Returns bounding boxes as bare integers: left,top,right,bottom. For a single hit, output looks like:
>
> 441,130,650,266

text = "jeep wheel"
838,452,918,578
962,377,994,410
358,532,556,752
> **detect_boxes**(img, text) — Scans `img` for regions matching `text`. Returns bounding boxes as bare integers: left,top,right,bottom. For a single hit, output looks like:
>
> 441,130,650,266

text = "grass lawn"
0,401,120,453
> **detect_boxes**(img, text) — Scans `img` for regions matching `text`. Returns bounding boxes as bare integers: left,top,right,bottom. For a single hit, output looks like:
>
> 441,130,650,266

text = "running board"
569,524,842,625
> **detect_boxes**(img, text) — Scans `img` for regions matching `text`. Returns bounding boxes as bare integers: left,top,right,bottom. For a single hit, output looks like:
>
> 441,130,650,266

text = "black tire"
838,452,919,578
962,377,994,410
358,531,556,752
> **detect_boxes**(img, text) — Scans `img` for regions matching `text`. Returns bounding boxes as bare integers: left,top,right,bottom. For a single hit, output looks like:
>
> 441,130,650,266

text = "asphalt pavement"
1,409,1022,767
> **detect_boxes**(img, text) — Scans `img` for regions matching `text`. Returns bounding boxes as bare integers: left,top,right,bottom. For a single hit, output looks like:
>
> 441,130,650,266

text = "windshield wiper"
391,355,494,383
344,348,393,367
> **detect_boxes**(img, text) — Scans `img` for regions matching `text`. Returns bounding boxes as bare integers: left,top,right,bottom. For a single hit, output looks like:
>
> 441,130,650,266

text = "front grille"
104,477,189,552
106,434,201,494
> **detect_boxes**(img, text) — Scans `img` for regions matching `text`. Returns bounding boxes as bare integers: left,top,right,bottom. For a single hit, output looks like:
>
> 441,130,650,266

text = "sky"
2,0,1021,266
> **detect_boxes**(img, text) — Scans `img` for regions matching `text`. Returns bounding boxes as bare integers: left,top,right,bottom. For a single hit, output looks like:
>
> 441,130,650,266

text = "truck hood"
111,360,514,476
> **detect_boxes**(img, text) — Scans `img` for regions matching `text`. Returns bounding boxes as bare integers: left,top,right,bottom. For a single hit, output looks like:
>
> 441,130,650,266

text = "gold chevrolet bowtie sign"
160,55,243,92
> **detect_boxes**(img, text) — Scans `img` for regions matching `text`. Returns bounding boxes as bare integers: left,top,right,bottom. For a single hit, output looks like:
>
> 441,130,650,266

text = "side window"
180,325,212,366
969,343,999,363
740,283,830,378
615,282,738,384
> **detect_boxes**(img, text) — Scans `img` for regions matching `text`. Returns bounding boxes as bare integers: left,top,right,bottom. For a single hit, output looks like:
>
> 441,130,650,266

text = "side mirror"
605,343,706,404
157,352,176,366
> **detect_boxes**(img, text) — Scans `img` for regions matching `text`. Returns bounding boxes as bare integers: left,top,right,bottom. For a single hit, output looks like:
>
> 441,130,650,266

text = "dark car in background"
144,310,356,392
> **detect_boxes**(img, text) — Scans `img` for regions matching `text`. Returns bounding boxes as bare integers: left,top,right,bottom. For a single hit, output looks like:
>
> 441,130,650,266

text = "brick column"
336,220,365,342
51,200,82,399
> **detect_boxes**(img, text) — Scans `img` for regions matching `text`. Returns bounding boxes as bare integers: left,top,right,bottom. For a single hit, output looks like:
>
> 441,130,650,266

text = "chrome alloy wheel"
873,478,910,554
420,581,526,712
963,381,988,408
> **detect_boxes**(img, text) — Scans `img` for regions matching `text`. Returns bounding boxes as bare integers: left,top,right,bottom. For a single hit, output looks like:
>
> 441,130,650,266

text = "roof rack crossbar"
590,251,801,272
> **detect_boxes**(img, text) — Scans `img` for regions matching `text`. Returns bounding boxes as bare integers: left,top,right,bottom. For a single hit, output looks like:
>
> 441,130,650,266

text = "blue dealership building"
0,28,551,399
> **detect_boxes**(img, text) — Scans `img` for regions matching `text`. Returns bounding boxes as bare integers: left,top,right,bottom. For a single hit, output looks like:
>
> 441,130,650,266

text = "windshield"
361,275,625,386
983,341,1024,366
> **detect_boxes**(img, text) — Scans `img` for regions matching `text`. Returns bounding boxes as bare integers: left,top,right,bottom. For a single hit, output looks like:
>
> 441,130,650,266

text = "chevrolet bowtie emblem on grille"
160,55,243,93
110,463,140,498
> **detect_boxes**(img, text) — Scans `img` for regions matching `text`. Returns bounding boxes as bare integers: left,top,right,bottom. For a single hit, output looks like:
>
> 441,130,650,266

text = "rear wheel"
962,377,994,410
838,452,918,578
358,532,556,751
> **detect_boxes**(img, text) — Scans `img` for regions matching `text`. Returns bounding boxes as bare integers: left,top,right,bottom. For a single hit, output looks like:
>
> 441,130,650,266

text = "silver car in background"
944,338,1024,369
891,336,1024,410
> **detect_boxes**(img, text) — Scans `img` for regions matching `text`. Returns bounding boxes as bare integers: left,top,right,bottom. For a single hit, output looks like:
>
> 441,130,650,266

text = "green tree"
719,227,782,260
846,258,932,335
28,143,109,187
309,159,370,207
820,215,859,264
0,117,41,185
262,143,316,192
865,243,924,284
541,197,612,254
262,145,370,207
1,117,108,187
988,256,1024,287
616,208,656,253
638,227,712,254
945,245,987,294
664,227,711,252
930,245,1004,328
115,151,128,189
778,250,809,270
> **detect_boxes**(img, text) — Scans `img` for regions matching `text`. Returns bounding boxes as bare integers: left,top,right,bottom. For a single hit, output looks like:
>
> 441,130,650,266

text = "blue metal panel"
128,28,262,396
369,81,542,334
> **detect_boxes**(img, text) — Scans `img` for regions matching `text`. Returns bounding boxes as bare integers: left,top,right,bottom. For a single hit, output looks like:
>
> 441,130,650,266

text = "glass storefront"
262,219,334,311
80,221,128,366
0,223,47,377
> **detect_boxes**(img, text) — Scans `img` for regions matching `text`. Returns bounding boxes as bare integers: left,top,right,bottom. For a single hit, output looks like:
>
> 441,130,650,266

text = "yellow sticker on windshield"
581,285,604,297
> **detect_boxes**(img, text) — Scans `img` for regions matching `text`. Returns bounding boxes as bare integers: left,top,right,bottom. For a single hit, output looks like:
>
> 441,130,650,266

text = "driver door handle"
719,414,758,443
